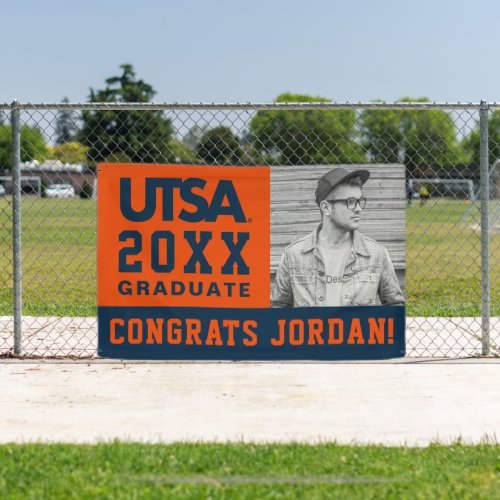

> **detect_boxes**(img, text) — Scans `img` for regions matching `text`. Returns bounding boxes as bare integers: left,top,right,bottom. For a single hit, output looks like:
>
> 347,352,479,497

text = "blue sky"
2,0,499,104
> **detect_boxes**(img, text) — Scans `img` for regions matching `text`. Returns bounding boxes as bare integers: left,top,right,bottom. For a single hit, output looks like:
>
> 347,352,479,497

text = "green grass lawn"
0,442,498,499
0,196,497,317
0,197,97,316
406,197,499,316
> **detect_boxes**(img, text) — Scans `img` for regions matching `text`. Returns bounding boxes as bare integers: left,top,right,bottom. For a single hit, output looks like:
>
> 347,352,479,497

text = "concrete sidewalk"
1,360,499,446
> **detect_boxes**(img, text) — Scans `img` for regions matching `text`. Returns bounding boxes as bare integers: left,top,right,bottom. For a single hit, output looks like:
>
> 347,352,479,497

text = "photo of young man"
271,167,405,307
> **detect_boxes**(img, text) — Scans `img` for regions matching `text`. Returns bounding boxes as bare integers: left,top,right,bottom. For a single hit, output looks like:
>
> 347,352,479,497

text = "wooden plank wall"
270,164,406,290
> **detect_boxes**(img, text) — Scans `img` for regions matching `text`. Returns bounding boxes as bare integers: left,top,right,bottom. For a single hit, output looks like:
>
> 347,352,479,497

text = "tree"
183,124,208,151
50,141,89,164
197,126,243,165
462,111,500,168
79,64,175,166
249,93,365,165
361,97,463,172
167,139,197,164
360,102,404,163
0,125,48,170
104,152,132,163
55,97,79,145
403,98,464,172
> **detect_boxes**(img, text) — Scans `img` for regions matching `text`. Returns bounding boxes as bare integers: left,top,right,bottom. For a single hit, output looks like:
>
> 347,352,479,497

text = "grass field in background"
0,197,497,317
406,197,499,316
0,442,498,498
0,197,96,316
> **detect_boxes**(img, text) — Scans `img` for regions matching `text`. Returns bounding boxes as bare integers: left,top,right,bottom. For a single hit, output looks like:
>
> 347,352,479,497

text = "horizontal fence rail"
0,101,498,358
2,101,500,111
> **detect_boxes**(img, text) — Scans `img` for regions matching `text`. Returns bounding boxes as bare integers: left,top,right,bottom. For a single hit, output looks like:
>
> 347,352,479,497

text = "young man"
271,167,404,307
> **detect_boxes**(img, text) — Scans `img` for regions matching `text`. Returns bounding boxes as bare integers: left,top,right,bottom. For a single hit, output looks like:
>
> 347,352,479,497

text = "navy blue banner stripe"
98,306,405,360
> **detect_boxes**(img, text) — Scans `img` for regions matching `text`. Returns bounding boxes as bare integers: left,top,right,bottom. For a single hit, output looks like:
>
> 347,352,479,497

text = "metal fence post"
11,100,22,355
479,100,490,356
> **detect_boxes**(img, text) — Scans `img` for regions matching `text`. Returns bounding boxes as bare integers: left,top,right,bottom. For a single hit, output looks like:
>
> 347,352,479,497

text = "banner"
98,164,405,359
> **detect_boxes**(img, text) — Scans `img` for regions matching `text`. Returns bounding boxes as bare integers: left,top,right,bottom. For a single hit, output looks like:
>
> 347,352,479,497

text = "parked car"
45,183,76,199
0,184,5,197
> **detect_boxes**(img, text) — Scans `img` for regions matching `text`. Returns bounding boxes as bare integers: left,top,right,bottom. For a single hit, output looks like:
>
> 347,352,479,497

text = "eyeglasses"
327,197,366,210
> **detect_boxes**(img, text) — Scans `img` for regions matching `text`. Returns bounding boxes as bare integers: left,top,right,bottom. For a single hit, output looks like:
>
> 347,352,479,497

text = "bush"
41,178,49,198
80,180,93,199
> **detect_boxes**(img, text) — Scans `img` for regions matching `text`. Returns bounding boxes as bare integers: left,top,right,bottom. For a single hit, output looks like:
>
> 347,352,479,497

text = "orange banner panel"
97,164,270,308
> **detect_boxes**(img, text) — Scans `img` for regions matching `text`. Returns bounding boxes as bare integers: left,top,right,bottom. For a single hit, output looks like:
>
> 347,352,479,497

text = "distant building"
4,161,96,195
21,160,87,174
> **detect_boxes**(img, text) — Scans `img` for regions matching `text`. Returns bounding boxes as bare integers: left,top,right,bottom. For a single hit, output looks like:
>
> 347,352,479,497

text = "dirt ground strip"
0,316,498,358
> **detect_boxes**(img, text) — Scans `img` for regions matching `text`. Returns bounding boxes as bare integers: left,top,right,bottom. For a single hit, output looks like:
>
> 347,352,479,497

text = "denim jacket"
271,224,405,307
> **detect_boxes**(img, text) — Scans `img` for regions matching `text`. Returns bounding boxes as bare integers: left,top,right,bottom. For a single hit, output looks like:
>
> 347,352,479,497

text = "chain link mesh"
0,102,498,357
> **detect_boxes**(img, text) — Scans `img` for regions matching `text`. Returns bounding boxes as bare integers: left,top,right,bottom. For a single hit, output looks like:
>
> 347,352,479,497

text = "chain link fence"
0,101,498,358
